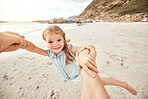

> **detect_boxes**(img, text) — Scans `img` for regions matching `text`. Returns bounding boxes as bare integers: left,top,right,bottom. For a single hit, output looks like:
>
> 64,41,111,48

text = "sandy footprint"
48,89,59,99
3,73,9,80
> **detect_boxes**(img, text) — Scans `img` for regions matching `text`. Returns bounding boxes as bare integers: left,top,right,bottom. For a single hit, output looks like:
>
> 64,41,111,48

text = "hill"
67,16,77,20
77,0,148,22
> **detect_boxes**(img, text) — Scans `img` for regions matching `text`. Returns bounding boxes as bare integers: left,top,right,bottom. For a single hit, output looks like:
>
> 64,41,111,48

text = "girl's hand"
77,49,99,78
19,38,35,50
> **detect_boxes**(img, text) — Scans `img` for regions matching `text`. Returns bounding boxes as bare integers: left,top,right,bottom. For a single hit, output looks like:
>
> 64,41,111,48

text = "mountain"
77,0,148,22
67,16,78,20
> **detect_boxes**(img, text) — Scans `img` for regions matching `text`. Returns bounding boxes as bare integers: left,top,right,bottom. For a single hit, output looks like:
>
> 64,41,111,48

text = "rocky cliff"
77,0,148,22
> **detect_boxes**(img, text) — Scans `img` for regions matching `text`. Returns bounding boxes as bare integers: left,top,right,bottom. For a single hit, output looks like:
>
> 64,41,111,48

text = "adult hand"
85,45,97,60
0,31,25,52
3,31,25,38
3,44,20,52
77,49,99,78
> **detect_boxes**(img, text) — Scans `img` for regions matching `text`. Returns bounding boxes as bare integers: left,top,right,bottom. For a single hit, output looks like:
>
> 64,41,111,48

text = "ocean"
0,21,78,35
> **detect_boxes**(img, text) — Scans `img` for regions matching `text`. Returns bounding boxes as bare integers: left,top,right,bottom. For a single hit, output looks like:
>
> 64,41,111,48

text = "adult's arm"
80,68,110,99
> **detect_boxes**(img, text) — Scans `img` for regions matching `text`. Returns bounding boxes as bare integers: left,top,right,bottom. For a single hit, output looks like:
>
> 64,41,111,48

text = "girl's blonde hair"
42,25,75,64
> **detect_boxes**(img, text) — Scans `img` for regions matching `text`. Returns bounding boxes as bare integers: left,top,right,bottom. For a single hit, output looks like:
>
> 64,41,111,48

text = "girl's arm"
19,38,48,56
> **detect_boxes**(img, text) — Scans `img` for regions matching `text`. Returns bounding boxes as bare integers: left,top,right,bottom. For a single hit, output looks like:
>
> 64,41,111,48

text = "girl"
19,25,137,95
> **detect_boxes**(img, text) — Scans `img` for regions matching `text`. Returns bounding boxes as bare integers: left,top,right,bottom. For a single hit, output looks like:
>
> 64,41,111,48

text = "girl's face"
45,33,64,56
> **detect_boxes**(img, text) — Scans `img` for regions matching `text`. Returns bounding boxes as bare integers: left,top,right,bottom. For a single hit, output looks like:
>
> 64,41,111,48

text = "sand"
0,22,148,99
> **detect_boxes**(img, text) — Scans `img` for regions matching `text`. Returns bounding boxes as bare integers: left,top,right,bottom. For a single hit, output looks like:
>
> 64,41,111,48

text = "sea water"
0,21,78,35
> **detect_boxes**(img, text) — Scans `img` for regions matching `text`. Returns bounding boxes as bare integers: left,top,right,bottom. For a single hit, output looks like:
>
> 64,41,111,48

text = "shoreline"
0,20,148,24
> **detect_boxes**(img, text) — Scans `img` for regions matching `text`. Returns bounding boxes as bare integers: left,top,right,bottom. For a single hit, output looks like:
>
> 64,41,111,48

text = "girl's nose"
53,42,58,46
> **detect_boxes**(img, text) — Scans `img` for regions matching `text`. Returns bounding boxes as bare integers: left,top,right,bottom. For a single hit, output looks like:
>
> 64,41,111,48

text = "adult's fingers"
21,41,27,49
84,66,95,78
77,64,82,72
21,35,25,38
87,62,99,73
89,58,97,68
19,38,27,49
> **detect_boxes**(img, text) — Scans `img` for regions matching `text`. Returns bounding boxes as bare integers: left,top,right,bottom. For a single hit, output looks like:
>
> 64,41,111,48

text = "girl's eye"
49,41,52,43
58,39,61,42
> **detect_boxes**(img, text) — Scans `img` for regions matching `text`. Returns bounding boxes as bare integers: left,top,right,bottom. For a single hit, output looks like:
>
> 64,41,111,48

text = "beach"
0,22,148,99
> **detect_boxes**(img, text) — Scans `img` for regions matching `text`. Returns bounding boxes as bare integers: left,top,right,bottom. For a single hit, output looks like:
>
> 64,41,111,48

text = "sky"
0,0,92,21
